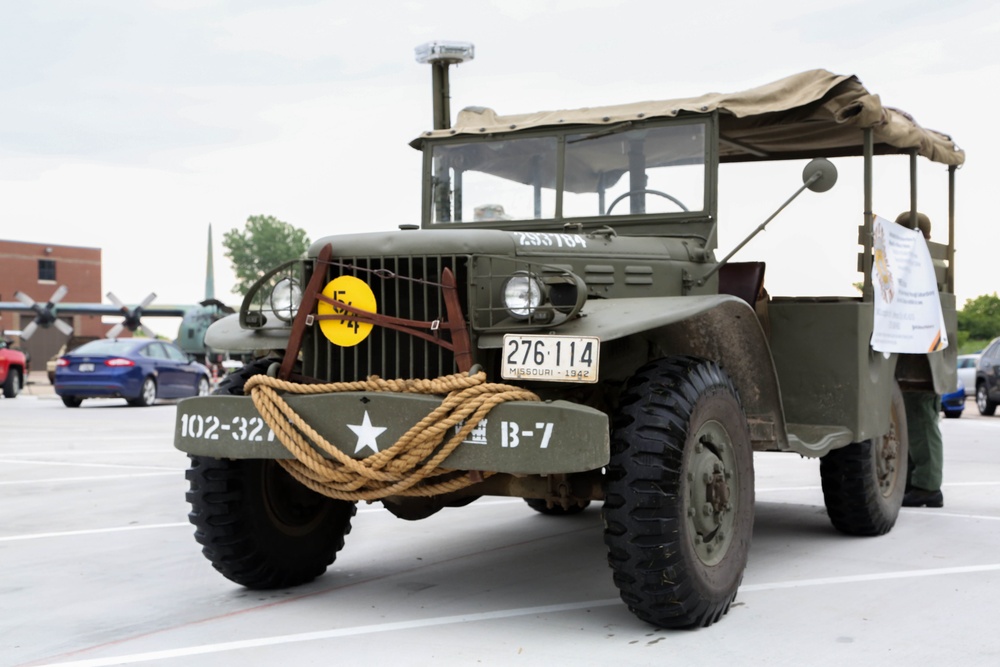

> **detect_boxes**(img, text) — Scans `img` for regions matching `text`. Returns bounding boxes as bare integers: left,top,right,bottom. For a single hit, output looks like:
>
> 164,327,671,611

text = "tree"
223,215,311,295
956,293,1000,349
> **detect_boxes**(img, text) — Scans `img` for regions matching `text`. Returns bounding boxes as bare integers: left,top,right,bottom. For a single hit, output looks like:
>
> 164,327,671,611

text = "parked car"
46,335,100,384
54,339,211,408
942,380,965,418
976,337,1000,416
957,354,980,397
0,338,28,399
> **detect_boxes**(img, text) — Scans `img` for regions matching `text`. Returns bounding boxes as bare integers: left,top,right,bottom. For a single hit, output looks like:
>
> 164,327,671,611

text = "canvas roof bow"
412,69,964,167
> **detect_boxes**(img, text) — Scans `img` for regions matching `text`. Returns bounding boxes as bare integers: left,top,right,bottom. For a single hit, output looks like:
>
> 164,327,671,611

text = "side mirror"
696,157,839,287
803,158,837,193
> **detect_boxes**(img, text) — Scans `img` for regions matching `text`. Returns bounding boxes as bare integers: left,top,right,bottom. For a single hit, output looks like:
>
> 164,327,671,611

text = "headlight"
269,277,302,322
502,273,544,320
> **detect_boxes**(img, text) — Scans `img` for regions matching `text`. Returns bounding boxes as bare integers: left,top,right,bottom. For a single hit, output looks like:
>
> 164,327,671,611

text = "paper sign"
870,215,948,353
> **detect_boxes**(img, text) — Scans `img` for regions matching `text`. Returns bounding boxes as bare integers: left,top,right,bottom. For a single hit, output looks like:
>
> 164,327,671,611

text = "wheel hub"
875,418,900,496
687,420,737,566
262,461,329,535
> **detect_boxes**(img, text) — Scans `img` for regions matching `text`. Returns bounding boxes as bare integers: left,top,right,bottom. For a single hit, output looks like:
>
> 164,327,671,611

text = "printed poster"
870,215,948,353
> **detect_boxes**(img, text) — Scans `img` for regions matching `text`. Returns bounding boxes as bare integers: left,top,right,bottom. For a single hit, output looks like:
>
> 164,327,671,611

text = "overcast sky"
1,0,997,334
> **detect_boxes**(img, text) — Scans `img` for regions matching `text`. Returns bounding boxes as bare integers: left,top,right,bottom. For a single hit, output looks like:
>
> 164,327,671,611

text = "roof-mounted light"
414,41,475,65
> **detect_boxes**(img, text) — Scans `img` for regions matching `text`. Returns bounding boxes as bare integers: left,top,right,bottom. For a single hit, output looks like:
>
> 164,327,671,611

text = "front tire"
186,456,356,588
820,381,908,536
976,382,997,416
3,368,21,398
603,356,754,629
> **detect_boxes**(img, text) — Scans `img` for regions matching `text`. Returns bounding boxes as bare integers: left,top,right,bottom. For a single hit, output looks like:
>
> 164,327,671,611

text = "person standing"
895,211,945,508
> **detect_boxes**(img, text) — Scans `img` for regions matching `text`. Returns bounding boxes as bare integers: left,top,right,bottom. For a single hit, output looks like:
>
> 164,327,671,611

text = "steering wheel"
605,188,689,215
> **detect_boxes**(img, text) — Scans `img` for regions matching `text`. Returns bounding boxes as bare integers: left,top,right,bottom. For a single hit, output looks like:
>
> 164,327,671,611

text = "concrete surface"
21,371,55,397
2,385,999,666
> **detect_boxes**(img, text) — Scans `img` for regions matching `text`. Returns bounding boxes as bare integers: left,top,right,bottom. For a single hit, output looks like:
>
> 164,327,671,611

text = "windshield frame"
420,113,719,239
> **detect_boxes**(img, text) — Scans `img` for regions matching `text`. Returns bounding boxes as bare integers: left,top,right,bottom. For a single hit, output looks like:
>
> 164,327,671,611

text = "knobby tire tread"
602,356,753,629
185,358,355,589
819,382,907,536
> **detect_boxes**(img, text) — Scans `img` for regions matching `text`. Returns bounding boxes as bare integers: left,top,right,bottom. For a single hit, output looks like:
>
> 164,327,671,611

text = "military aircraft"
0,226,234,365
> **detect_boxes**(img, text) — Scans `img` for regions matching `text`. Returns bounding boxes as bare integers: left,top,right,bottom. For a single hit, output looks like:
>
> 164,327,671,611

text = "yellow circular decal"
318,276,377,347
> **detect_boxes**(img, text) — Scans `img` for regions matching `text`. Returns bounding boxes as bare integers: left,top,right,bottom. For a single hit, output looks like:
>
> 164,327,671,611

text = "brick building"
0,239,111,365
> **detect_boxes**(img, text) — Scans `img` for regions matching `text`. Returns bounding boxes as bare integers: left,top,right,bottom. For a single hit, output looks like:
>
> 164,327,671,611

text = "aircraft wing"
0,302,189,317
1,287,198,340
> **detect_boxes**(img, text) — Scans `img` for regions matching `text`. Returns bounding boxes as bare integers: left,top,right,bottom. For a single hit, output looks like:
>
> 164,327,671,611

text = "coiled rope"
244,372,539,501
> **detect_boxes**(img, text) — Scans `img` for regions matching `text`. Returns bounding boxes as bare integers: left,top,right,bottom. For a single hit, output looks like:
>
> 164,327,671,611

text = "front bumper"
174,392,609,475
941,389,965,413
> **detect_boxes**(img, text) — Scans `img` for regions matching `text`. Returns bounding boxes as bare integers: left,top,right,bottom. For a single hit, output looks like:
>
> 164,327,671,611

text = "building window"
38,259,56,282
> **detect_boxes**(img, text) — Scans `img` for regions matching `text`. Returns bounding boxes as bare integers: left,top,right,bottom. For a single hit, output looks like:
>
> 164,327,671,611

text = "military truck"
175,63,963,629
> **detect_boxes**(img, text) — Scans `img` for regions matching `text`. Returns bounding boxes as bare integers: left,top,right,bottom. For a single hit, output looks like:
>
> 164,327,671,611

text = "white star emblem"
348,410,387,455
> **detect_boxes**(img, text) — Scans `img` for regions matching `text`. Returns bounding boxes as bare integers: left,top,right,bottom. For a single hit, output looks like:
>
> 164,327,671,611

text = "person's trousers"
902,390,943,492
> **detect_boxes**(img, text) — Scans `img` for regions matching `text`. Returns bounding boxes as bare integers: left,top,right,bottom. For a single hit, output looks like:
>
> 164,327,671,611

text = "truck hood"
309,228,690,261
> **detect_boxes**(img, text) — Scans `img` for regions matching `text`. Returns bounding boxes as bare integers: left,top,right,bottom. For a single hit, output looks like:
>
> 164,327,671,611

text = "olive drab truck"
175,48,963,629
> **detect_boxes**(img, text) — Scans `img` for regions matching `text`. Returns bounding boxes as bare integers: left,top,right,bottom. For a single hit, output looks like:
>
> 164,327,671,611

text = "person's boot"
902,487,944,508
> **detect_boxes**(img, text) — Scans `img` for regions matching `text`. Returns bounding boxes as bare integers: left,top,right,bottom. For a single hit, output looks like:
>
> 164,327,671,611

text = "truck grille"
302,255,469,381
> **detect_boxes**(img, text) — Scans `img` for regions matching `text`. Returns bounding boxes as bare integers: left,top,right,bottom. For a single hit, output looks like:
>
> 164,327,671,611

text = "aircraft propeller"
14,286,75,340
106,292,159,339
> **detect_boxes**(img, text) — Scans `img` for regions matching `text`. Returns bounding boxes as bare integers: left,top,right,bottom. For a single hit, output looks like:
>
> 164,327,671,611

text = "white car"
957,354,980,396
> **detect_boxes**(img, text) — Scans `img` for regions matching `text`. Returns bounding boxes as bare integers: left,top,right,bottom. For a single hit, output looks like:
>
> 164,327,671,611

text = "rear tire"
62,395,83,408
820,381,908,536
186,456,356,588
2,368,21,398
603,356,754,629
128,376,157,407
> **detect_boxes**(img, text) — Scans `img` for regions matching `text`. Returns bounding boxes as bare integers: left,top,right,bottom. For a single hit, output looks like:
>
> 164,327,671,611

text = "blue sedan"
55,339,211,408
941,380,966,419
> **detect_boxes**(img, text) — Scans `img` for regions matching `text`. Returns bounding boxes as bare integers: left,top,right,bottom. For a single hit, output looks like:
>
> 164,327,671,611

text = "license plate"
501,334,599,383
78,363,94,372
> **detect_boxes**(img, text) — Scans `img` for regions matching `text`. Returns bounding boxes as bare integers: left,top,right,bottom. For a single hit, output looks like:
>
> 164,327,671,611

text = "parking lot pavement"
21,371,54,397
2,395,999,666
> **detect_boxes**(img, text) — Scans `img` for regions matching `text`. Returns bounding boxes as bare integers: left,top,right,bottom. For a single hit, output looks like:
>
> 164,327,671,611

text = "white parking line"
3,449,180,456
0,522,189,543
0,458,174,471
36,562,1000,667
3,435,177,444
0,472,177,487
904,510,1000,521
757,480,1000,493
742,562,1000,591
0,498,523,541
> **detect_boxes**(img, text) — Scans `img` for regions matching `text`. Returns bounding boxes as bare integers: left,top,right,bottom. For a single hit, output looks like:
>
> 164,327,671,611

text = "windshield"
429,121,707,224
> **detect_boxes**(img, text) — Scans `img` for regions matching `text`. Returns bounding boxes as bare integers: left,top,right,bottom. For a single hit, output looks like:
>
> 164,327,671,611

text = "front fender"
204,312,292,353
480,295,789,451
